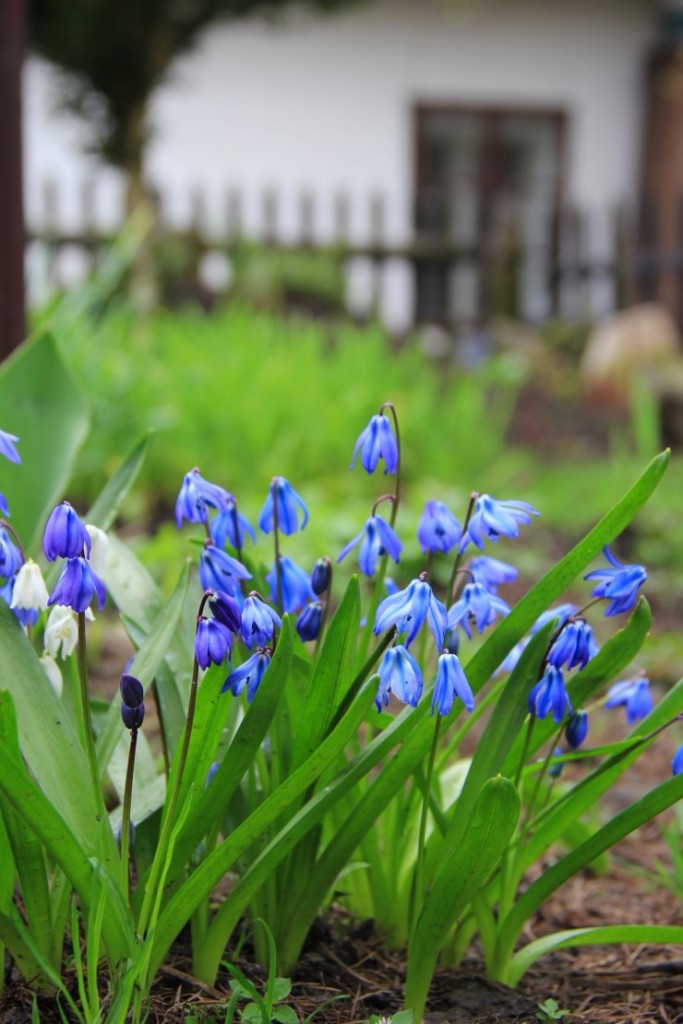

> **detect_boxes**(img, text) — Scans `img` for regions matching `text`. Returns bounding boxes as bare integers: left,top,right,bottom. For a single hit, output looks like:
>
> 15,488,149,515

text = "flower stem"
447,491,478,605
120,727,138,904
76,612,104,821
411,713,442,940
380,401,401,527
272,484,283,614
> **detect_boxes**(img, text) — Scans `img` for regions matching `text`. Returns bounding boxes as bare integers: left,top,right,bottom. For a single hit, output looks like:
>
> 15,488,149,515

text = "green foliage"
536,998,571,1022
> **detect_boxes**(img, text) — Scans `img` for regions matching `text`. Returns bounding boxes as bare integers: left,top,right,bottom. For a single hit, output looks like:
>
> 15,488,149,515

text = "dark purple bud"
208,590,242,633
119,673,144,707
296,601,324,642
565,710,589,749
121,701,145,730
195,616,233,670
311,557,332,596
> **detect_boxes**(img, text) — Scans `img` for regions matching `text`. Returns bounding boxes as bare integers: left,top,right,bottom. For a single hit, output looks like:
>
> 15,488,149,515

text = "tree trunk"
120,98,160,306
0,0,26,358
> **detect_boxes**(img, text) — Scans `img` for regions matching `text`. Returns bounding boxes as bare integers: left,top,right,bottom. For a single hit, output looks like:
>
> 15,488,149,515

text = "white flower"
85,525,109,575
44,604,78,658
10,559,49,611
40,654,63,697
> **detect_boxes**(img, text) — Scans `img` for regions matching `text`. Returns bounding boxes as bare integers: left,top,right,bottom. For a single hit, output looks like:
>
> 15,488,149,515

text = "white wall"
23,0,656,317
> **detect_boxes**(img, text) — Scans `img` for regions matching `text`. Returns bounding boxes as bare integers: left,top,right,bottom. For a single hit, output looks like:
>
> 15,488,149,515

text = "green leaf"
0,711,133,962
0,330,89,552
498,772,683,974
509,925,683,987
0,607,114,862
0,696,53,960
85,432,151,531
290,576,360,770
95,560,191,776
272,978,292,1002
404,777,520,1020
273,1006,298,1024
0,907,57,993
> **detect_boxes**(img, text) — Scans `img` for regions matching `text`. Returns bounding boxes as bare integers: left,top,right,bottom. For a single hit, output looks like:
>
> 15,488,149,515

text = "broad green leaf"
508,925,683,987
0,330,89,552
0,908,56,992
0,606,115,862
95,561,190,775
404,777,520,1020
160,616,294,896
103,535,193,755
498,772,683,968
85,432,151,531
0,721,133,962
290,576,360,770
0,696,53,960
516,676,683,876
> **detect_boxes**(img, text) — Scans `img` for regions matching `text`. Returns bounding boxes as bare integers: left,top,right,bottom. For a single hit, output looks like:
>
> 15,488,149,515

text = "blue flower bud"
565,710,589,749
311,557,332,596
121,701,145,730
672,745,683,776
548,746,564,778
43,502,91,562
205,762,220,787
119,673,144,707
241,593,281,648
296,601,324,642
208,590,242,633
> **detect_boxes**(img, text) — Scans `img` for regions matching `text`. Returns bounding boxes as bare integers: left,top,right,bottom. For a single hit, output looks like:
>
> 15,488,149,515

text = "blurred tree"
29,0,365,212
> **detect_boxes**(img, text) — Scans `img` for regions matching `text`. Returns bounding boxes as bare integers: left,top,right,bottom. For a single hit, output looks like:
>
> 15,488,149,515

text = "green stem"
120,727,138,904
272,484,283,614
76,612,104,821
137,654,201,937
411,714,442,940
447,492,478,605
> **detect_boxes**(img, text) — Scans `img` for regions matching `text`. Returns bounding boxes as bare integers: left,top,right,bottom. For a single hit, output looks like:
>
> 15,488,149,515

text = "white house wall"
23,0,656,319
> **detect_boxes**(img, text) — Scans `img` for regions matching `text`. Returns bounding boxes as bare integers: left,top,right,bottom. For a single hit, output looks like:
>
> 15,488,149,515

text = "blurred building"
23,0,683,331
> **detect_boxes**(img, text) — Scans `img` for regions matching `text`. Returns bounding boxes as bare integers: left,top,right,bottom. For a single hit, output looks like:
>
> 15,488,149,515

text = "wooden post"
0,0,26,357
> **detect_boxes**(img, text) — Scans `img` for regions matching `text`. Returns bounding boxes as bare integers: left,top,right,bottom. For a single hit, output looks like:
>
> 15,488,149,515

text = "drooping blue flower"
199,544,251,595
605,674,653,725
296,601,325,642
43,502,91,561
175,468,231,528
337,514,402,577
195,616,233,670
469,556,518,594
0,527,22,578
460,494,540,552
584,547,647,617
565,710,589,749
210,498,256,550
531,603,578,635
350,413,398,475
207,590,242,633
0,494,9,518
417,500,462,555
47,557,106,614
266,556,316,613
241,593,281,648
375,645,423,711
672,745,683,776
222,649,271,703
447,582,510,640
547,619,598,672
374,576,447,649
311,557,332,596
431,652,475,716
259,477,309,535
528,666,572,724
0,429,20,464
